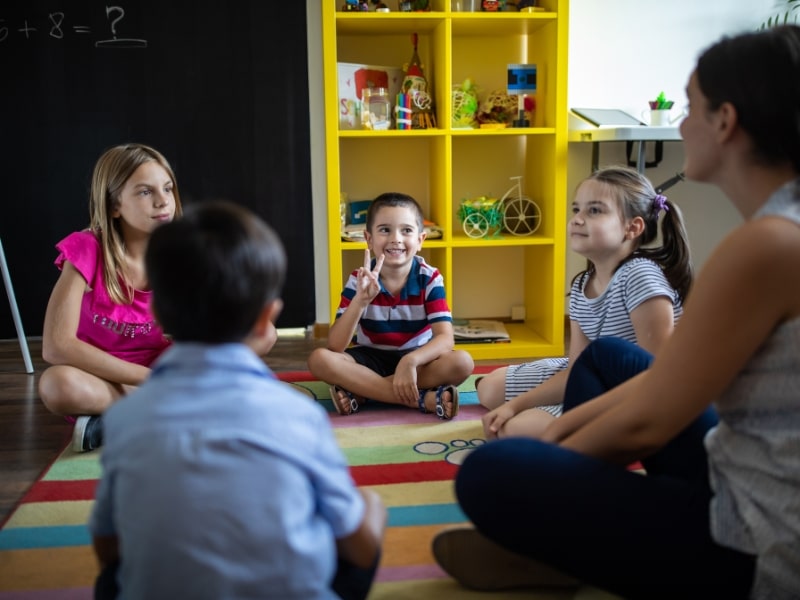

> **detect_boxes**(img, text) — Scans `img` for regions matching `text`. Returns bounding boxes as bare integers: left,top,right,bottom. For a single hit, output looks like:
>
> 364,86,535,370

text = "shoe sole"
432,527,578,591
71,416,90,453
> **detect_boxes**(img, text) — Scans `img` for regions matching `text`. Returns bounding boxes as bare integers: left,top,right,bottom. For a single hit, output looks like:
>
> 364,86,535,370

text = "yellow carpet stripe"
3,500,93,529
334,420,484,448
365,481,455,507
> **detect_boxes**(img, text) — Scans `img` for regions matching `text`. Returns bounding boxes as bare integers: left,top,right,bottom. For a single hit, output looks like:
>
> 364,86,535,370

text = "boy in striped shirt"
309,192,474,418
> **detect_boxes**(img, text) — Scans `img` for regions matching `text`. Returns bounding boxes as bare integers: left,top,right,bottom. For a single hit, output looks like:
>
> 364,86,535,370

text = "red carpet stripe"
275,370,317,382
21,480,97,504
350,460,458,486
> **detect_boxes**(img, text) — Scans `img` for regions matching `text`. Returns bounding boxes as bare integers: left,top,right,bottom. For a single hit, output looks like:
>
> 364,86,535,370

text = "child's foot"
418,385,459,420
329,385,366,416
72,415,103,452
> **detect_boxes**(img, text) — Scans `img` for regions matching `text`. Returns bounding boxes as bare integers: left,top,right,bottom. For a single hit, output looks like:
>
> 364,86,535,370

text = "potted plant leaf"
760,0,800,29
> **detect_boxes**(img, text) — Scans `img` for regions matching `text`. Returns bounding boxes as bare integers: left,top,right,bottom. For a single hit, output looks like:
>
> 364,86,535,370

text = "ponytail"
636,198,693,302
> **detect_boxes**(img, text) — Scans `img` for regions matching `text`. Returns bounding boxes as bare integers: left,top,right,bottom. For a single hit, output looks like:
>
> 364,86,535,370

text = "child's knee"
307,347,331,374
476,368,506,410
502,409,554,440
454,350,475,378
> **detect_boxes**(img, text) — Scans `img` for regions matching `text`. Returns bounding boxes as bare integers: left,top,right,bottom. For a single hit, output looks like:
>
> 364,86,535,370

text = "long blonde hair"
88,143,182,304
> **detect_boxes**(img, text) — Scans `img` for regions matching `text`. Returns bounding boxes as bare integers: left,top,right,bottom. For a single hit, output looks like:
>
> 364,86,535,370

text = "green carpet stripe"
343,446,446,466
42,454,103,482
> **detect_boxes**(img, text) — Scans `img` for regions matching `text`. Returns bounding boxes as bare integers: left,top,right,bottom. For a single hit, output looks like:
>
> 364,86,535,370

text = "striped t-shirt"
568,257,682,342
336,255,452,351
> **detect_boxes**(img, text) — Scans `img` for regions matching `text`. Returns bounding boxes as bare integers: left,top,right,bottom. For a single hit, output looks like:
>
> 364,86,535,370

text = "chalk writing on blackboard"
0,5,146,48
95,6,146,48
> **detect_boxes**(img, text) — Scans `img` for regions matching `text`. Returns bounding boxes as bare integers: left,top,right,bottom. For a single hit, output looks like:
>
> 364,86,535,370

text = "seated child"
308,192,474,418
90,201,386,600
38,143,181,452
478,166,692,439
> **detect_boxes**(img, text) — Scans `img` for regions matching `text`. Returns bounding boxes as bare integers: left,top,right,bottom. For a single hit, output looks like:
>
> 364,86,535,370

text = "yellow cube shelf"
322,0,569,360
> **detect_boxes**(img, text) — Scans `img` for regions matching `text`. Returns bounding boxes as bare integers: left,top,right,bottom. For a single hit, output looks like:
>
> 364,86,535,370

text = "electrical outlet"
511,305,526,321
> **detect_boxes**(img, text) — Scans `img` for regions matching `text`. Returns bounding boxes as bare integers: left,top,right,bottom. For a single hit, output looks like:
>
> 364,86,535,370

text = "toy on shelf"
402,33,436,129
458,176,541,238
458,196,503,238
476,90,534,128
451,78,479,129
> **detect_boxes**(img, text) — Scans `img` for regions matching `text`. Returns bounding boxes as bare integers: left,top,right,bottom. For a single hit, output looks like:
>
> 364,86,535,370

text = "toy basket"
457,196,503,238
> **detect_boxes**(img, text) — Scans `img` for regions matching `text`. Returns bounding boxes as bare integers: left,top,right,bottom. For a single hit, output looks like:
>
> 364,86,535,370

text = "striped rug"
0,370,613,600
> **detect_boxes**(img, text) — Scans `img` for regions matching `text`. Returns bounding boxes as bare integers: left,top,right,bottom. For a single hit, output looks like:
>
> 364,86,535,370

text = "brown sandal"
329,385,363,416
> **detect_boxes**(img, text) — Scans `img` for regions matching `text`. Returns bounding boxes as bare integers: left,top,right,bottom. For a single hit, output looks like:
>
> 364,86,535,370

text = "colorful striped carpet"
0,370,613,600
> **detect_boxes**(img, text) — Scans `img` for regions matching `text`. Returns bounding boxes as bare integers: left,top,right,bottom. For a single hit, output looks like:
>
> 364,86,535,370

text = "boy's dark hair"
365,192,425,233
146,201,286,343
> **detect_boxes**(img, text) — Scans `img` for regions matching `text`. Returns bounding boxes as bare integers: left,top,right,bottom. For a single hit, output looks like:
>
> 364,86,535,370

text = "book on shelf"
452,319,511,343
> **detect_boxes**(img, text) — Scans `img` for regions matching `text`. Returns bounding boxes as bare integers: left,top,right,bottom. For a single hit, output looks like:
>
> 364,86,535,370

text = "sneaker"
432,526,578,591
72,415,103,452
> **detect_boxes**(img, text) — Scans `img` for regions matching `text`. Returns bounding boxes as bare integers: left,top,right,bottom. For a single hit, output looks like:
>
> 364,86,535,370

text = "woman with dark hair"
434,25,800,600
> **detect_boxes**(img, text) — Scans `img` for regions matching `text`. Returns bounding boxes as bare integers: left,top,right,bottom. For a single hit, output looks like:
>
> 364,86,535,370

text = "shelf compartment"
455,322,562,361
336,13,445,36
450,13,556,37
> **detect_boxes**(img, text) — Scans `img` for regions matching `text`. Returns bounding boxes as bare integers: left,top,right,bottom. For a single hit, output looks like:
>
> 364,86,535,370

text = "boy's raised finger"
373,253,385,275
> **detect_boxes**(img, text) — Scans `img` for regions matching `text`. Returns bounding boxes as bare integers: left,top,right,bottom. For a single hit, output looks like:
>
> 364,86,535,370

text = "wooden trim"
312,322,329,339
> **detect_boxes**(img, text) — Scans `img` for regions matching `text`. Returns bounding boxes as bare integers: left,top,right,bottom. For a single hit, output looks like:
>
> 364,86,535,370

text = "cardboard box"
338,62,405,130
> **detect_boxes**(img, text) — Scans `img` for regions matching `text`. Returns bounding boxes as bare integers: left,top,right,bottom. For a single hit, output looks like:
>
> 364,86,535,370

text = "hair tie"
653,194,669,214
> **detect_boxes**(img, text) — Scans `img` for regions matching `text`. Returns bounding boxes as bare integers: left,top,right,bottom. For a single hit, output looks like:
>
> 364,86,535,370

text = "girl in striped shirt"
479,165,692,439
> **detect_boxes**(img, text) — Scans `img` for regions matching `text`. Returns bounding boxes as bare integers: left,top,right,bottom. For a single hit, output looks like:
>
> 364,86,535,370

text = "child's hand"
481,404,516,439
356,249,384,301
392,359,419,406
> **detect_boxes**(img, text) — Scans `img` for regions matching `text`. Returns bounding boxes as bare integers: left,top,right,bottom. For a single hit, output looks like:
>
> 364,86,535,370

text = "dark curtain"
0,0,315,338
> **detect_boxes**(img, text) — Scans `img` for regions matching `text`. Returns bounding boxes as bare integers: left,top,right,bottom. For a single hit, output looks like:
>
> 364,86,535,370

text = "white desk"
568,112,683,174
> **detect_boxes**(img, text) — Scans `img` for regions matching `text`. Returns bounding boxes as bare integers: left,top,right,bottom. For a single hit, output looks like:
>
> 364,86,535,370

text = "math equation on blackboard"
0,5,147,48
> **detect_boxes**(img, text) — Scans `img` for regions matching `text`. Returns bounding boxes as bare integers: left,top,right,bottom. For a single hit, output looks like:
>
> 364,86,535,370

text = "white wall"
308,0,779,325
565,0,775,290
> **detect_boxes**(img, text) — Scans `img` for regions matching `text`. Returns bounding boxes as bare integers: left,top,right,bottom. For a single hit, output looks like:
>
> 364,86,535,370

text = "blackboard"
0,0,315,339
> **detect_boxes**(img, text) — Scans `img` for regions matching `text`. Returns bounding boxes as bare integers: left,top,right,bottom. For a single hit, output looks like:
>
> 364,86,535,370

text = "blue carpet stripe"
387,503,466,527
0,524,90,550
0,505,466,550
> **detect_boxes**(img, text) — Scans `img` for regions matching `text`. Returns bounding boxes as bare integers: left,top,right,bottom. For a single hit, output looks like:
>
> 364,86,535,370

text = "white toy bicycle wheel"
503,196,541,236
463,213,490,238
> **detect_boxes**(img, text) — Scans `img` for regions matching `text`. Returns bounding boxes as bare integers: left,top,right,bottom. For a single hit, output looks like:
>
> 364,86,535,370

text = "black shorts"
344,346,412,377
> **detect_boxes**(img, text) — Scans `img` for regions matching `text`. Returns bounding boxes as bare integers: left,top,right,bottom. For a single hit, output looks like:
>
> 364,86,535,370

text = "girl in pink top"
38,143,182,452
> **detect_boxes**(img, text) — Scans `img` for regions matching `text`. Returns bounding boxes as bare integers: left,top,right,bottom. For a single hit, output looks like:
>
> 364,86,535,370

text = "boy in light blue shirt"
89,202,386,599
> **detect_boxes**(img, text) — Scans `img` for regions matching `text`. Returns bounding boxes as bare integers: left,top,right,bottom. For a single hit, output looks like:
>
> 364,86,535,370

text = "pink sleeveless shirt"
55,231,171,367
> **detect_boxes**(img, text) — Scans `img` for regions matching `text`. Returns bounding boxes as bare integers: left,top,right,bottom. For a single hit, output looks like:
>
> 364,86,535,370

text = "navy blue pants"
456,337,756,599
